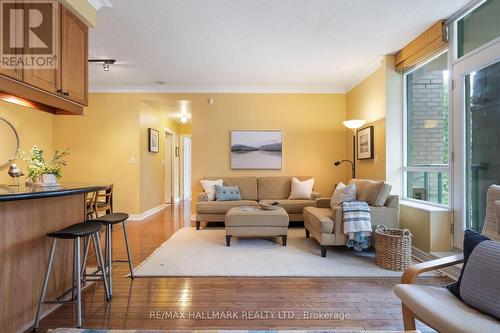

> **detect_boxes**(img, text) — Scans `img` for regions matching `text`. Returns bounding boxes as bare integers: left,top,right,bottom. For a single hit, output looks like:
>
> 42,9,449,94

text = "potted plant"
16,146,70,186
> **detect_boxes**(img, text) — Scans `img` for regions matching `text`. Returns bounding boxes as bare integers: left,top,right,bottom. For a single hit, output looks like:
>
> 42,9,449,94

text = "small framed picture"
148,128,159,153
357,126,374,160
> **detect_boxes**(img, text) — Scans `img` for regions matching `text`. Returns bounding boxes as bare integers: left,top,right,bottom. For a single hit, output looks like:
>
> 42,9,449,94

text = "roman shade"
395,20,448,72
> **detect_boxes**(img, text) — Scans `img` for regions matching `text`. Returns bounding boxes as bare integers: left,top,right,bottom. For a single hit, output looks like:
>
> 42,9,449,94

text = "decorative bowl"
260,202,280,210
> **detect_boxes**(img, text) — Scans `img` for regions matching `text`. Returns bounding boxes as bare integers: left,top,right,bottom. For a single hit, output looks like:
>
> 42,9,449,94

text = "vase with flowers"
16,146,70,186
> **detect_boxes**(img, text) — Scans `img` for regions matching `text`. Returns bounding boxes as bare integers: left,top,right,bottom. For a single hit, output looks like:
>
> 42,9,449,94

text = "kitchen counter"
0,182,108,332
0,183,107,202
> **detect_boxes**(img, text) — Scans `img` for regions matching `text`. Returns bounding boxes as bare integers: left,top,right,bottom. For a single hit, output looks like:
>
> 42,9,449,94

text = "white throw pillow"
200,179,223,201
330,182,357,207
289,177,315,199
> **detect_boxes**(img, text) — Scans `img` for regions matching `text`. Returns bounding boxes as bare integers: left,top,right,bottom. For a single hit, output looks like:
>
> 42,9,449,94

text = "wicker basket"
374,224,412,271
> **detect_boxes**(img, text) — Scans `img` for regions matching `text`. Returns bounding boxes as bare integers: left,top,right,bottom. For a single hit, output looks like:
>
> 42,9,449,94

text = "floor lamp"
338,119,366,180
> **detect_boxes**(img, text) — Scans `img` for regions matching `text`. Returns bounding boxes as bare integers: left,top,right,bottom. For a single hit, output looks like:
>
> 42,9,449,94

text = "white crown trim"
343,56,384,93
87,0,113,10
89,85,346,94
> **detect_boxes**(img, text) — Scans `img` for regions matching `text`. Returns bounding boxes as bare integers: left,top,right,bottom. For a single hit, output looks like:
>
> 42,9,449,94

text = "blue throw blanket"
342,201,372,251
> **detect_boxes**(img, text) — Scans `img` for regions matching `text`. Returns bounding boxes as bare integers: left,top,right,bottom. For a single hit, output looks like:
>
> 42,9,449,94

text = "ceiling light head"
342,119,366,129
180,115,189,124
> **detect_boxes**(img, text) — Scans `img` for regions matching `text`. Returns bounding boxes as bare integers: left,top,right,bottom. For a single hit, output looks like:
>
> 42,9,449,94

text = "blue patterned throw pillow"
447,229,500,319
214,185,241,201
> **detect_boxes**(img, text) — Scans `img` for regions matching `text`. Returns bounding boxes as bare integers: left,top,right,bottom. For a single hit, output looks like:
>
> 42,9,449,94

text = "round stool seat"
92,212,129,225
47,222,104,239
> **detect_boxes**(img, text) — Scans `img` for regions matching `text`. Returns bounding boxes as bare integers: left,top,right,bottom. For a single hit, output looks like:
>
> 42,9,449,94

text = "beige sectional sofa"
303,179,400,257
196,176,320,230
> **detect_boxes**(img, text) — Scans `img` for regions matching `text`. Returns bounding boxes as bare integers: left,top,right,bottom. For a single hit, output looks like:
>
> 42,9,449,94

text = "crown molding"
89,85,346,94
343,56,384,93
87,0,113,11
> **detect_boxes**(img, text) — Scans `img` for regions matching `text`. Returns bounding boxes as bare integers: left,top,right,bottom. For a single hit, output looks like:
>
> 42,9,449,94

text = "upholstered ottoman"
225,207,289,246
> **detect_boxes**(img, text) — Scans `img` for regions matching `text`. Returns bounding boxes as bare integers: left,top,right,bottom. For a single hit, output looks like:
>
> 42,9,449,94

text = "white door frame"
452,39,500,248
164,128,179,204
180,134,192,200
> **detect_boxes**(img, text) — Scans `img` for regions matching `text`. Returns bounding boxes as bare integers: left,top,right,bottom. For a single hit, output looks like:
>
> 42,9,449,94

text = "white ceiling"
89,0,469,93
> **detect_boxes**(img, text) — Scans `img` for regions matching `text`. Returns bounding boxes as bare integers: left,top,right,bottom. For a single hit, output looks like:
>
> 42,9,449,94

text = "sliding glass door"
453,41,500,247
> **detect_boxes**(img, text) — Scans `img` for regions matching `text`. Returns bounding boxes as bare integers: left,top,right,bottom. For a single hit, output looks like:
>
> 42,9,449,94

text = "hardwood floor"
34,201,449,332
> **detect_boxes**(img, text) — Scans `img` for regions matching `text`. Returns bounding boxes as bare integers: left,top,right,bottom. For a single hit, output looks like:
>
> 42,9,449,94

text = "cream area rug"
132,227,422,278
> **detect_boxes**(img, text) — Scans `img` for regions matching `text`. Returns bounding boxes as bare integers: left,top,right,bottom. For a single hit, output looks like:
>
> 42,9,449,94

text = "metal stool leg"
81,236,91,285
75,237,82,328
34,239,57,331
93,232,111,300
122,221,134,279
106,224,113,297
72,241,76,300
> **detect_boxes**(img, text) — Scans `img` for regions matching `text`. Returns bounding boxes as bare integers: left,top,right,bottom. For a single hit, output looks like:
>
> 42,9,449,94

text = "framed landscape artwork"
148,128,159,153
231,130,282,169
357,126,374,159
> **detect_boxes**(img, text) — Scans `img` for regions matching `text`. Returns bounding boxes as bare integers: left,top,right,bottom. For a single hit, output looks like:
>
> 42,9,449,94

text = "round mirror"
0,117,19,168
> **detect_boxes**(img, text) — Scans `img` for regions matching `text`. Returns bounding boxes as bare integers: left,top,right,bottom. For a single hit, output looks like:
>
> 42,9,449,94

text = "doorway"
181,135,192,200
453,40,500,247
164,130,174,204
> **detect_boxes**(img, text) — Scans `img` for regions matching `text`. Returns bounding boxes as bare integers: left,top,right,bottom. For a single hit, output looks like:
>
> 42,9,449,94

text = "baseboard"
412,246,461,280
128,204,167,221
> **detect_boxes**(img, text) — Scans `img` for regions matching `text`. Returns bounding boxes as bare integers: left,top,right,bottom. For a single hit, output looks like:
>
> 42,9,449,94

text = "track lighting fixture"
88,59,116,72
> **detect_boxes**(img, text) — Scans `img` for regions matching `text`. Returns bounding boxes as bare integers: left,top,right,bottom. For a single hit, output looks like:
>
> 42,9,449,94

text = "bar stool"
96,184,114,215
87,212,134,297
33,222,110,331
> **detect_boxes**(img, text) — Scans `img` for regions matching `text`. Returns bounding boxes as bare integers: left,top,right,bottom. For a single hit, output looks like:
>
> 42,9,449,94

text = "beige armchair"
394,185,500,333
303,179,400,257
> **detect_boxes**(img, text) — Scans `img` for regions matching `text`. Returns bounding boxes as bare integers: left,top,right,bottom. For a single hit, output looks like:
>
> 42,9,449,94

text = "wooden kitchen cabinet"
22,1,59,94
0,2,88,113
0,66,22,82
23,68,58,94
59,5,88,105
0,0,23,81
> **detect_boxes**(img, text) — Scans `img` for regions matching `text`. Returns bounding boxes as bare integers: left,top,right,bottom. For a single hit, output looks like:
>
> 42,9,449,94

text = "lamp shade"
342,119,366,129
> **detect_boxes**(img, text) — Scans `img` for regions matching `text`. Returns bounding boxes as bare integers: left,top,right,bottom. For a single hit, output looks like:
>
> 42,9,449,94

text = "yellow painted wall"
139,102,182,212
139,103,166,212
5,92,344,216
183,93,347,203
346,59,387,181
0,101,54,184
400,202,452,252
53,94,142,213
345,55,402,187
179,123,192,135
53,93,185,215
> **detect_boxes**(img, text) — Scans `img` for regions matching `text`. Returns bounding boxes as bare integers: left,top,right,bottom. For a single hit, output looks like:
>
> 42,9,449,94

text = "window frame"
402,49,451,208
450,0,498,61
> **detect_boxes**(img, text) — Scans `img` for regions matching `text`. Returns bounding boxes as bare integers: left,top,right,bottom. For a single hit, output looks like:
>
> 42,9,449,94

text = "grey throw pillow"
459,240,500,319
214,185,241,201
447,229,500,320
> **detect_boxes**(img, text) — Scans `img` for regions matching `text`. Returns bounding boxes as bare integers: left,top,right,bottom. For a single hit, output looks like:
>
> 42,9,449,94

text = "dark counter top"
0,183,108,202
